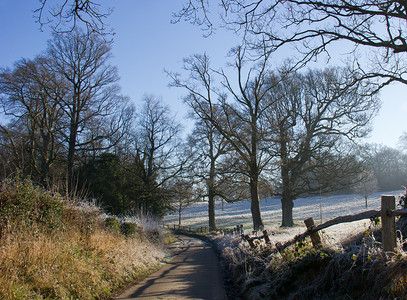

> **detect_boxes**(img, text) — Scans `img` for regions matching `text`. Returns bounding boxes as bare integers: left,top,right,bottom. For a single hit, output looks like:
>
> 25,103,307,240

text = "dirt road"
113,235,228,300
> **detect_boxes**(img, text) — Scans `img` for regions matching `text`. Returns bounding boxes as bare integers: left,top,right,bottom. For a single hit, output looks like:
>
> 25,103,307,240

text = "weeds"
215,221,407,299
0,177,168,299
0,178,65,238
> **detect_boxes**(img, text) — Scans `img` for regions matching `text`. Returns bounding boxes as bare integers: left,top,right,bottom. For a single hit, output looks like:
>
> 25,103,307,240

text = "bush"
0,177,169,299
104,217,121,233
0,177,64,237
120,222,140,237
215,227,407,299
63,201,102,235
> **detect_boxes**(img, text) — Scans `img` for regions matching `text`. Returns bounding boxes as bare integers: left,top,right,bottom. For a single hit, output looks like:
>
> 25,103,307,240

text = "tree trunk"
250,171,263,230
40,131,52,188
281,196,294,227
67,126,77,193
249,122,263,231
208,192,216,231
280,132,294,227
178,205,182,225
208,154,216,231
67,99,80,193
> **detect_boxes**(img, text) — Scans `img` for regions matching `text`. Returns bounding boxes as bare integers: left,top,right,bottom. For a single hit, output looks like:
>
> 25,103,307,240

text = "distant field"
164,189,404,246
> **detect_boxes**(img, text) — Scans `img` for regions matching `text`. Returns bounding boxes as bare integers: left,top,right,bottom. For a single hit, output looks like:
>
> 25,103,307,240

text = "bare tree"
177,0,407,89
186,113,237,230
168,49,275,230
169,178,197,225
0,57,67,185
0,123,29,178
399,132,407,151
266,67,380,226
367,144,407,191
47,29,131,190
352,170,379,208
131,95,183,217
34,0,113,35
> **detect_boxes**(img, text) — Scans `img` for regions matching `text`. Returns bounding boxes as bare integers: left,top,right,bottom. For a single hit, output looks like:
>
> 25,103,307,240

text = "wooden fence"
163,224,244,235
164,224,211,234
242,195,407,253
242,230,271,248
165,195,406,253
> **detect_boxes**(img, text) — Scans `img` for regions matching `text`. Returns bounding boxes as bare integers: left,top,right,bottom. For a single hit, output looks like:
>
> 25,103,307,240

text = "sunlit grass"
0,178,168,299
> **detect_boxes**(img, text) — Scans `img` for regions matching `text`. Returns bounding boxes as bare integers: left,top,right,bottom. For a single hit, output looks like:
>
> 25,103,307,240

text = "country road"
113,235,228,300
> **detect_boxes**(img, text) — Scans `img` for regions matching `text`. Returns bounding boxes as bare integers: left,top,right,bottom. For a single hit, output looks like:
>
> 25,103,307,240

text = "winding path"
113,235,227,300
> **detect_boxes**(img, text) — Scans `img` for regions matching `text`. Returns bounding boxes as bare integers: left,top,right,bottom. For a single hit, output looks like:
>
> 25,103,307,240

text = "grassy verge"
213,222,407,299
0,178,169,299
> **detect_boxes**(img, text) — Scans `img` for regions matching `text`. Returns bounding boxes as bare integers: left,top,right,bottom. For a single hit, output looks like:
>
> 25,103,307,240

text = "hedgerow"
0,177,169,299
214,220,407,299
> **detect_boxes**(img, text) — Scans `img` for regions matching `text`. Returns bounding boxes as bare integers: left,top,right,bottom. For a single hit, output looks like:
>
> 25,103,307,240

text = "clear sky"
1,0,406,148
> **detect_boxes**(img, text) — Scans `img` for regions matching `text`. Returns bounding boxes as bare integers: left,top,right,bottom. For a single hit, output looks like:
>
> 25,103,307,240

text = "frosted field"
164,189,405,246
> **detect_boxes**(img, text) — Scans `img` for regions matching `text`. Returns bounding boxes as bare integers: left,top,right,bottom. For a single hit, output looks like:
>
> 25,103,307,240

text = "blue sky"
1,0,406,148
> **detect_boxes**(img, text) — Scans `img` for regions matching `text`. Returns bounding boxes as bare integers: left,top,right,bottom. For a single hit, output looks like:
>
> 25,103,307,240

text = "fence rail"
165,195,405,253
242,230,271,248
163,223,244,235
162,224,211,233
273,195,405,252
240,195,405,253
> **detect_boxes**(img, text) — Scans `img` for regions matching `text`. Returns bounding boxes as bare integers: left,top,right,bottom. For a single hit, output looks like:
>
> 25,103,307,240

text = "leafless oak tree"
0,57,67,185
34,0,113,35
0,31,133,189
367,144,407,191
131,95,184,216
266,67,380,226
186,112,237,230
168,49,275,230
352,170,378,208
47,29,132,190
177,0,407,89
169,178,197,225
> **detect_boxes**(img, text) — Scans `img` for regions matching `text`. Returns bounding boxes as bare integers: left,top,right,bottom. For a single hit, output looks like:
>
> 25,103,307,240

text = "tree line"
1,1,407,230
172,0,407,228
0,30,183,217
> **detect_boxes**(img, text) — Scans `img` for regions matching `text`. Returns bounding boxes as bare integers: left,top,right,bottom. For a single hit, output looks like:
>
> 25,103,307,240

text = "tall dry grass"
213,224,407,299
0,178,168,300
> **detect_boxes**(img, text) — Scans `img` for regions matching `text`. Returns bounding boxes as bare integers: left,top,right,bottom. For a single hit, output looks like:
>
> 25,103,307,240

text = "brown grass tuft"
0,178,168,299
0,224,167,299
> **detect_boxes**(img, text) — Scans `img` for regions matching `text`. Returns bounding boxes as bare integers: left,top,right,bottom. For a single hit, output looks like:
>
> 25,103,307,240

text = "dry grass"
0,178,168,300
0,223,167,300
214,223,407,299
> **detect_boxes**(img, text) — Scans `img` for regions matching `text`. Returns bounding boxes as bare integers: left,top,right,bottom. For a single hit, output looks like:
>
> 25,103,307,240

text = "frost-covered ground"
164,189,404,246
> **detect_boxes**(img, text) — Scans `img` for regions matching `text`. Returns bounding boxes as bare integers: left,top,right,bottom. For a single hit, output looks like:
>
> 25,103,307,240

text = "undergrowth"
0,177,169,300
215,219,407,299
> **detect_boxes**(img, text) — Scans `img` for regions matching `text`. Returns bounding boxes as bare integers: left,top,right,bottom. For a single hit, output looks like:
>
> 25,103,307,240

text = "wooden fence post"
263,230,271,244
242,234,255,248
304,217,322,249
381,195,396,252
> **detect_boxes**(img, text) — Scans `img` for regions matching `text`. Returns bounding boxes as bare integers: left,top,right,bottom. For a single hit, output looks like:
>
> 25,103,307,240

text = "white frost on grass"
164,189,403,245
123,213,165,237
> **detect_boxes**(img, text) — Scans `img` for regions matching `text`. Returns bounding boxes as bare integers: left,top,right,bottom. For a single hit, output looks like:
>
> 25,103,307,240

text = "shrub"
104,217,121,233
120,222,139,237
215,225,407,299
63,201,103,235
0,177,64,237
0,178,169,299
